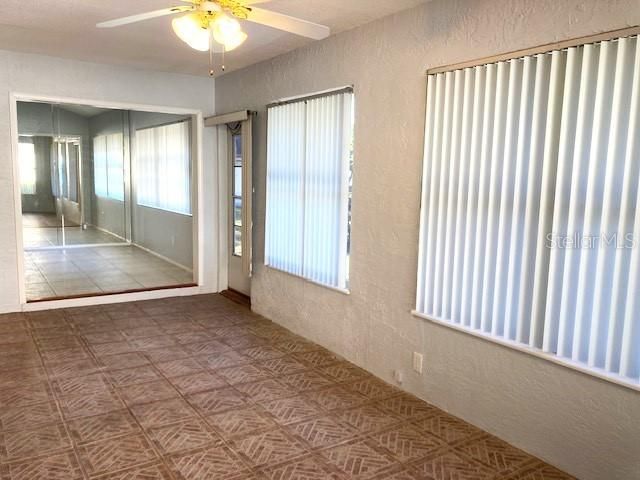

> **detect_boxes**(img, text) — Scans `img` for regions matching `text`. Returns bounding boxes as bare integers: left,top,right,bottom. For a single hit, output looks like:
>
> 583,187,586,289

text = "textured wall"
0,50,216,311
214,1,640,479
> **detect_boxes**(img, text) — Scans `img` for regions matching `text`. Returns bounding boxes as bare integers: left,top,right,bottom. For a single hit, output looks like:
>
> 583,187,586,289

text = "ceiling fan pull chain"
208,24,215,77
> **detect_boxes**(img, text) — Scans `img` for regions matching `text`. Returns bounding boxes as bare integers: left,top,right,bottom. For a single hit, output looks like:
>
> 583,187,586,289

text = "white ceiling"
0,0,427,77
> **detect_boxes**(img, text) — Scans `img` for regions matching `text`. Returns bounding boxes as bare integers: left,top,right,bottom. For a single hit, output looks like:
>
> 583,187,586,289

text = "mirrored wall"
17,100,196,301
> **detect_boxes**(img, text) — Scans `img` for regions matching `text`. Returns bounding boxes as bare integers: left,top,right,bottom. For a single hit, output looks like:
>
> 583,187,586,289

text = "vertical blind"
93,133,125,201
265,90,353,290
136,121,191,215
416,34,640,385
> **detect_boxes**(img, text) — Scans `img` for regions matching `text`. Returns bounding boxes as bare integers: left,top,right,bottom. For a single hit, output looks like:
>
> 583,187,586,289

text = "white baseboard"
131,242,193,273
90,224,128,243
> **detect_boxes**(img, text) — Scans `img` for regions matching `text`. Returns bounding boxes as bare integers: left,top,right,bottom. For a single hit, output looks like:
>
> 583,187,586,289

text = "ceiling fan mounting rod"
196,0,251,20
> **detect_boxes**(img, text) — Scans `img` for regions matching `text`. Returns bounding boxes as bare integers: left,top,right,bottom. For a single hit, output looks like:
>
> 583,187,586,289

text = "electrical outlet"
413,352,424,374
393,370,403,384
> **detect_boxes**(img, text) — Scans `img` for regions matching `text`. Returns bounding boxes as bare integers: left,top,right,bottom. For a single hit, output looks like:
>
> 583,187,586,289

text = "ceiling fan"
97,0,330,75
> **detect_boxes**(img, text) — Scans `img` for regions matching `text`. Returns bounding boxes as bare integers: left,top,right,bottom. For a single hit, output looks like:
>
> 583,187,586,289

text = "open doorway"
14,99,198,301
208,110,253,299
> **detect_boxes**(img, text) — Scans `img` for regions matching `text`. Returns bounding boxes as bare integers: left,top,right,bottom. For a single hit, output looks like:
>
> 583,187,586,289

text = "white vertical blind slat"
416,77,438,312
542,47,583,353
433,72,456,316
440,70,465,319
504,55,537,341
572,40,618,363
606,39,640,373
556,44,600,358
589,37,636,367
449,68,476,324
423,74,446,313
460,66,487,327
529,50,566,348
470,63,497,331
480,61,509,333
516,53,551,345
491,59,523,337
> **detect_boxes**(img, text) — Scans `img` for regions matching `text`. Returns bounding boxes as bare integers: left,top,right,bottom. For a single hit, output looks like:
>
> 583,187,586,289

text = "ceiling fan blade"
245,7,330,40
97,6,193,28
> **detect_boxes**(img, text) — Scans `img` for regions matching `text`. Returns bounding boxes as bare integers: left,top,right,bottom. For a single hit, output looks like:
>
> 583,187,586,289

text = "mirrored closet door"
17,100,196,301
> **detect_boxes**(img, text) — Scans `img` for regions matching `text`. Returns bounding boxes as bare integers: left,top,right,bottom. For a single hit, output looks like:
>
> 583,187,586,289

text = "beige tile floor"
23,212,125,248
24,246,194,301
0,294,575,480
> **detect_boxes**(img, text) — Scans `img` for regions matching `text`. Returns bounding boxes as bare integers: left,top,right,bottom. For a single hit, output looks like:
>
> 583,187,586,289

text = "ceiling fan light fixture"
172,14,210,52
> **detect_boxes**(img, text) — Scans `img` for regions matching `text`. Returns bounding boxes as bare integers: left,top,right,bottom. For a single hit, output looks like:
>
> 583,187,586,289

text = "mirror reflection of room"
18,100,196,301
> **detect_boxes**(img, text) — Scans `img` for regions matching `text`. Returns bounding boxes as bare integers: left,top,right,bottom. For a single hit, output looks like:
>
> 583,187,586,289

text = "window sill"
264,264,350,296
411,310,640,393
136,203,193,217
95,195,124,202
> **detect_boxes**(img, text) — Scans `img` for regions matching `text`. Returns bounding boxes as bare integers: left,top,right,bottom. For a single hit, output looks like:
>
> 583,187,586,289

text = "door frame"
9,92,210,309
206,110,253,295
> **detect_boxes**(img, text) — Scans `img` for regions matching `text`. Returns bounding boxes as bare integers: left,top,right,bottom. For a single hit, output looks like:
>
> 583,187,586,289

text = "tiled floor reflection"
24,226,124,248
22,213,126,248
0,295,575,479
24,247,193,301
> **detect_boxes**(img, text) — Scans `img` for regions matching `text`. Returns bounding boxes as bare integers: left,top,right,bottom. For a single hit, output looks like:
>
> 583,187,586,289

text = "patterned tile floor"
0,294,574,480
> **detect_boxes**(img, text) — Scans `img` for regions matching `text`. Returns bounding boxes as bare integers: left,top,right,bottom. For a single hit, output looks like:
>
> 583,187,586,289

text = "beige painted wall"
214,0,640,478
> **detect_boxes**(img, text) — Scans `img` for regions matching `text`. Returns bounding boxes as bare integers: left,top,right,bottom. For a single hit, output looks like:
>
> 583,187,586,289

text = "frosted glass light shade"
172,14,210,52
211,15,247,51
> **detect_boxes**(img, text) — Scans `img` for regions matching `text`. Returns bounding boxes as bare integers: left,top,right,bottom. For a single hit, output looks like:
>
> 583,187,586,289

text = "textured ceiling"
0,0,428,76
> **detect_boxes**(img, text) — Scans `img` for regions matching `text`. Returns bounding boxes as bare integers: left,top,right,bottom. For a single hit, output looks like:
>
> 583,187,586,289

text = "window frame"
18,138,37,195
93,132,125,202
264,87,354,294
231,130,243,257
413,26,640,393
134,119,192,216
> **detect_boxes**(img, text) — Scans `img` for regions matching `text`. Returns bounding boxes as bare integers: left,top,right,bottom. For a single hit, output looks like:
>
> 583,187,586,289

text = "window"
54,139,80,202
232,132,243,256
265,89,354,290
18,139,36,195
415,34,640,386
66,142,79,202
136,121,191,215
93,133,124,201
56,141,67,198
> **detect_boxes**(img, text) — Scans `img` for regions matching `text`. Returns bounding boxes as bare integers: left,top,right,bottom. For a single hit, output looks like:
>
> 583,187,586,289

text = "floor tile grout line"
141,341,284,477
65,312,177,480
25,311,91,480
0,296,575,479
74,307,185,479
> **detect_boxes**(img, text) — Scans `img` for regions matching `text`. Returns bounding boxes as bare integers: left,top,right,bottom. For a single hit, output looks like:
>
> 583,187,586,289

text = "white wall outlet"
393,370,403,384
413,352,424,374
